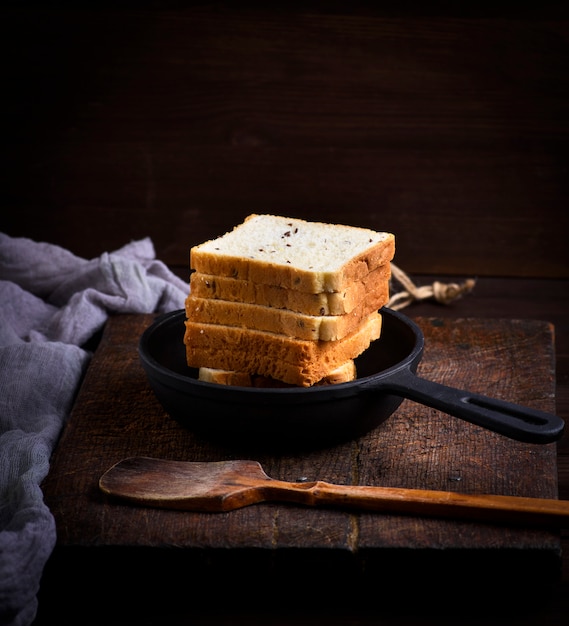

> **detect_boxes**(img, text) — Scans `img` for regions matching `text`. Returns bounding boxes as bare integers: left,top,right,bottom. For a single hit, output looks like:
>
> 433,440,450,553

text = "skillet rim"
138,307,425,397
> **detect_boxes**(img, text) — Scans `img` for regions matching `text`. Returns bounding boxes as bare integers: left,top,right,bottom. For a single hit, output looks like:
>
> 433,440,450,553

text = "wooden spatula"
99,456,569,527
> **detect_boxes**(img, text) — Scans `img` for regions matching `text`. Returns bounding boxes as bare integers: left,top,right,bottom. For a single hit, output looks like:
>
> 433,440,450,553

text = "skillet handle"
373,368,565,444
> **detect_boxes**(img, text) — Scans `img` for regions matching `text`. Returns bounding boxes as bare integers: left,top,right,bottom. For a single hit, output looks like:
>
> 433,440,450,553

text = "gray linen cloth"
0,233,187,626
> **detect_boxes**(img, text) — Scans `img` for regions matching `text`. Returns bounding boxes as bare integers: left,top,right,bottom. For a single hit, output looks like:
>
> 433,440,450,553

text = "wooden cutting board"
40,314,561,604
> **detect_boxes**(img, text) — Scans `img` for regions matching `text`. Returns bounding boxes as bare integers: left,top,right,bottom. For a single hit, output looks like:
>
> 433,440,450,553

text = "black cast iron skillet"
139,308,564,450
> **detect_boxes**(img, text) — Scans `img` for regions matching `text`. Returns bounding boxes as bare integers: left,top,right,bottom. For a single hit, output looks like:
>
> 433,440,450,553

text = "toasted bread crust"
198,360,356,387
190,264,391,315
190,214,395,293
184,312,382,386
185,281,389,341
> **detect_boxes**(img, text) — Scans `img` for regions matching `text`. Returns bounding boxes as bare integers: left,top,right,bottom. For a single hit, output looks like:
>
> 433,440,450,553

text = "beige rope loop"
387,263,476,311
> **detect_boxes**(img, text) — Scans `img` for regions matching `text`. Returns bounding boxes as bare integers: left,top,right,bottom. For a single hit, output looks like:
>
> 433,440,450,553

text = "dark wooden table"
34,274,569,626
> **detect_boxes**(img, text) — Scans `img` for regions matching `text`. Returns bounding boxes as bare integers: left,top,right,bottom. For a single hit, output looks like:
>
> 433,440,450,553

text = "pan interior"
354,310,418,378
141,308,419,385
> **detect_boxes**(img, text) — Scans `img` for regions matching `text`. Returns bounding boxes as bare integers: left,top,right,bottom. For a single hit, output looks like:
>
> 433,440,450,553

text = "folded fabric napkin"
0,233,187,626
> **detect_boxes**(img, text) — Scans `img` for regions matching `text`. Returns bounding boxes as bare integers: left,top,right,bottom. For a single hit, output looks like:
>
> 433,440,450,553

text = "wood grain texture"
2,8,568,278
34,300,569,624
42,315,559,567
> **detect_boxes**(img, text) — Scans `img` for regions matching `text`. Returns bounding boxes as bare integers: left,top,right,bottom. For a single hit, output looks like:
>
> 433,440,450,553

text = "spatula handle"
265,481,569,527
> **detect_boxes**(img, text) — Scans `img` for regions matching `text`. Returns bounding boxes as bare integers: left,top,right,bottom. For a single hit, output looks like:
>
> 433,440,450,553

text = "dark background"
2,2,568,280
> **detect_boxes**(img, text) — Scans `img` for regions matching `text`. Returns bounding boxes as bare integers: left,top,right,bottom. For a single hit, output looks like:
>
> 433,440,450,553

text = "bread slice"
190,214,395,293
189,263,391,316
184,311,382,387
185,281,388,341
198,360,357,387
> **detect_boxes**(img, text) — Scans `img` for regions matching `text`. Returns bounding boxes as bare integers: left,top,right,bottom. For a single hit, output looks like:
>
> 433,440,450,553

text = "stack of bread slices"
184,214,395,387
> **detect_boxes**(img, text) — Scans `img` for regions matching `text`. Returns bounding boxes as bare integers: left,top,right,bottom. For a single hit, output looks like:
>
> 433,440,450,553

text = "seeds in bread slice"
190,214,395,293
190,263,391,316
185,282,388,341
184,311,382,387
198,360,356,387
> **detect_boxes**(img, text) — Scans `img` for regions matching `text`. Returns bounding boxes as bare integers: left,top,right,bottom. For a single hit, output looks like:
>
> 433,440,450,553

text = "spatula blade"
99,456,271,512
